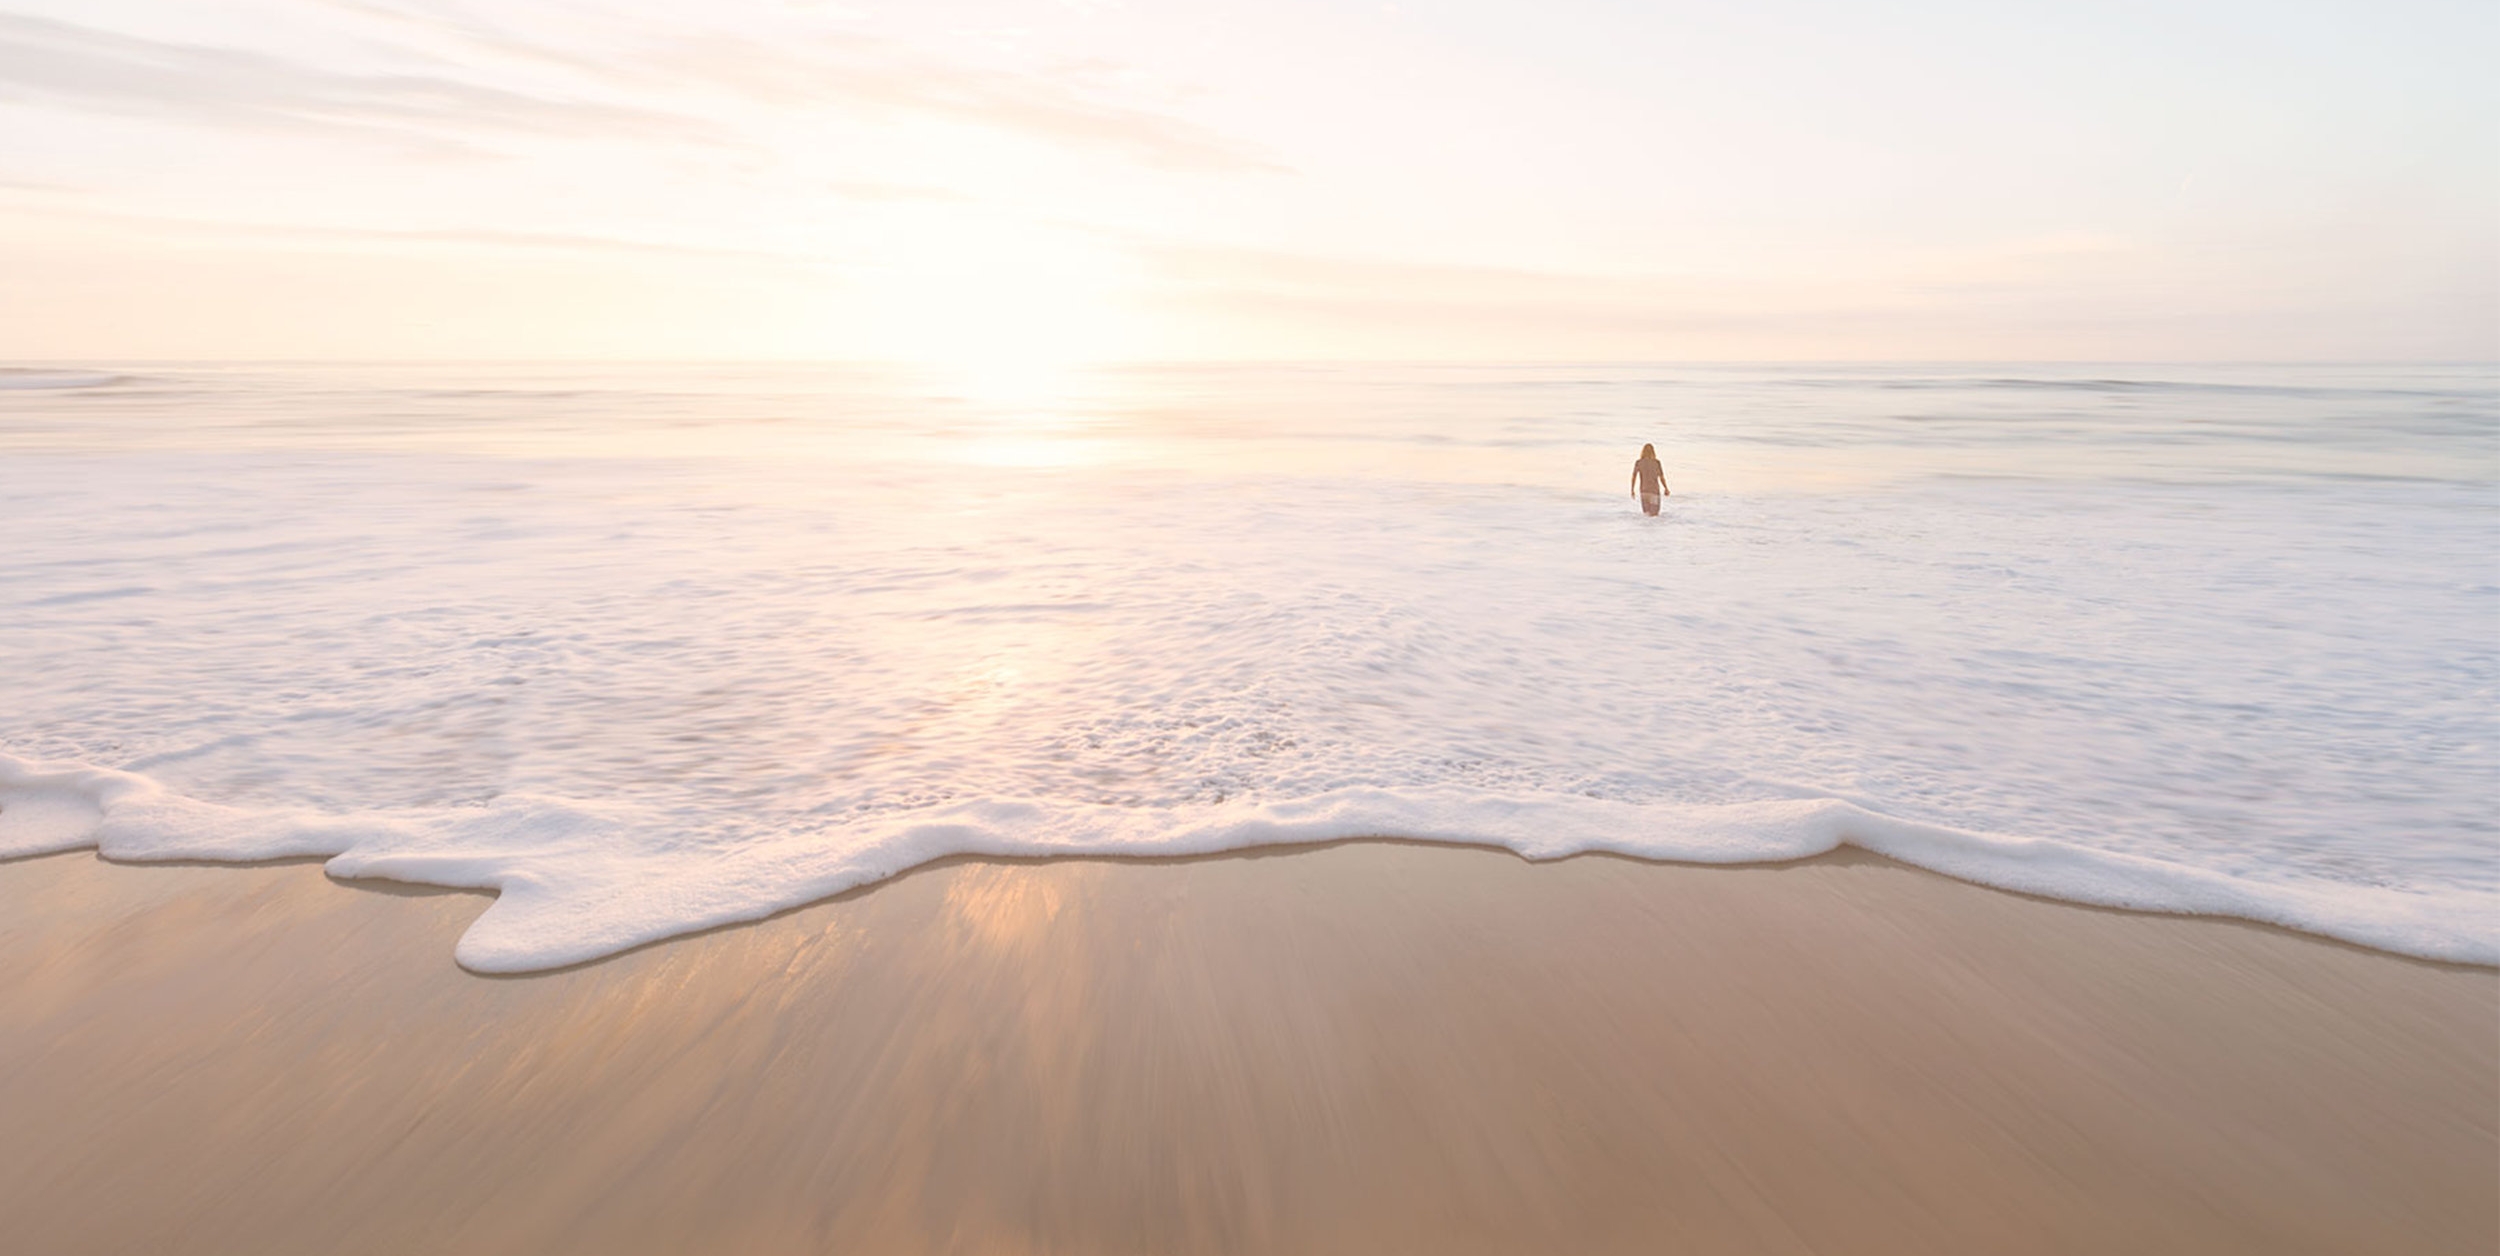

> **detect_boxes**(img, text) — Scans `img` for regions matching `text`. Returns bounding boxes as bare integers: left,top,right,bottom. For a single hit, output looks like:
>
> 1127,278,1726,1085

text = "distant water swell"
4,753,2490,971
0,368,129,391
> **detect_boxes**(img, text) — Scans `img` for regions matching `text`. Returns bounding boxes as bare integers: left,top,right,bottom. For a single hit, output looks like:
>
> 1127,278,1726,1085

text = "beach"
4,844,2489,1256
9,2,2492,1249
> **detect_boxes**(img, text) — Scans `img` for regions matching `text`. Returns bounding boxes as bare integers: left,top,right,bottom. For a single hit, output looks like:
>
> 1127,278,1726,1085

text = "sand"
0,843,2491,1256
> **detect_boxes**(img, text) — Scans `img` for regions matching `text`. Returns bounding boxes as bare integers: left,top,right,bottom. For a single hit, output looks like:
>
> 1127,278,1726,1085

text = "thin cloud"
1140,235,2150,314
0,13,718,152
627,32,1283,173
0,200,809,264
303,0,623,81
827,179,974,204
1126,239,2276,359
284,3,1281,173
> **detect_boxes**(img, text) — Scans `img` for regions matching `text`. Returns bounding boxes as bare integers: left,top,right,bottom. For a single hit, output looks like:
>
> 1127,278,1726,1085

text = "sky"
0,0,2491,363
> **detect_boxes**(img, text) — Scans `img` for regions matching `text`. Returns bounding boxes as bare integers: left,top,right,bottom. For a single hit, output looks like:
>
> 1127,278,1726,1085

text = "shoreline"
12,751,2495,973
4,842,2493,1254
365,838,2500,978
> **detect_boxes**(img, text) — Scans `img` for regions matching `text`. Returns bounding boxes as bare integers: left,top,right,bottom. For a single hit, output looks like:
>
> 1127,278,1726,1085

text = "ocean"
2,361,2492,969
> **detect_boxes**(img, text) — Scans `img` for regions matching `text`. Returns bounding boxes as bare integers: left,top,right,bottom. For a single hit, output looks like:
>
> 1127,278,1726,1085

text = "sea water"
2,362,2492,969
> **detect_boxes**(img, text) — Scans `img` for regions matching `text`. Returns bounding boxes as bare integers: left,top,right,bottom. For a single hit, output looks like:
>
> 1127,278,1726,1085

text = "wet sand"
0,843,2491,1256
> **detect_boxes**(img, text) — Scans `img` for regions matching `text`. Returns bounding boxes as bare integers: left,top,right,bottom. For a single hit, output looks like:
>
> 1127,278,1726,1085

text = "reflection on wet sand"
0,843,2490,1256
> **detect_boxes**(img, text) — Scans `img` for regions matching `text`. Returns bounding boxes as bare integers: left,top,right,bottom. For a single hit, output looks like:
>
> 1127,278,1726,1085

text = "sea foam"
6,752,2489,971
3,363,2492,971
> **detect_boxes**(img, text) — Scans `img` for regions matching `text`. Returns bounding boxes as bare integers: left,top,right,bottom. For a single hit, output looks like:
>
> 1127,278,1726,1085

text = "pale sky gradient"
1,0,2491,362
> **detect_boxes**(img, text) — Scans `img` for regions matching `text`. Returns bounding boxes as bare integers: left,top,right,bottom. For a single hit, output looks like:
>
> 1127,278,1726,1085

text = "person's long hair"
1640,443,1656,459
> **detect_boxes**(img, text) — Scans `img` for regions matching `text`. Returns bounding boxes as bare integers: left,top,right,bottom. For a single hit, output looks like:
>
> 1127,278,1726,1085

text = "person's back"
1630,443,1668,516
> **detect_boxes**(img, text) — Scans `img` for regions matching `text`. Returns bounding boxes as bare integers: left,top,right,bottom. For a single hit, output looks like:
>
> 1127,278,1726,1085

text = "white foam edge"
4,752,2491,972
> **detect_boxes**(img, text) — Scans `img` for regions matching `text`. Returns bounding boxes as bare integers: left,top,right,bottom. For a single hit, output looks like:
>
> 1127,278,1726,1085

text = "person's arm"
1630,465,1638,497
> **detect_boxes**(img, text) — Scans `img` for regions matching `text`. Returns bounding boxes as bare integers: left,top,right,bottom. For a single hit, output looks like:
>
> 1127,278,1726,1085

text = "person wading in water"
1630,443,1669,516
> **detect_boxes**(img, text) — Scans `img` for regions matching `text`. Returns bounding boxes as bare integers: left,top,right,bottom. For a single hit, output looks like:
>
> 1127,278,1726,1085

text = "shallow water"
2,362,2493,967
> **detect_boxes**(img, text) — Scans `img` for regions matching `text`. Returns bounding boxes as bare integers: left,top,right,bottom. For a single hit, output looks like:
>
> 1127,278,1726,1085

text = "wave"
5,752,2488,973
0,368,129,391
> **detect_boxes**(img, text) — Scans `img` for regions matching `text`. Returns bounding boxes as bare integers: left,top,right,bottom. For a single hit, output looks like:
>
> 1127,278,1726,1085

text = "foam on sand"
5,752,2487,971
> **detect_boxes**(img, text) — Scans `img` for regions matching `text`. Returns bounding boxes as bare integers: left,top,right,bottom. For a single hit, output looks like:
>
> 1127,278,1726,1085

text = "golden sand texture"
1,843,2491,1255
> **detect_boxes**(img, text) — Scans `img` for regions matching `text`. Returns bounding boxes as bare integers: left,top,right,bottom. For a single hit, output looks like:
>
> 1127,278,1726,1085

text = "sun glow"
850,211,1140,395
